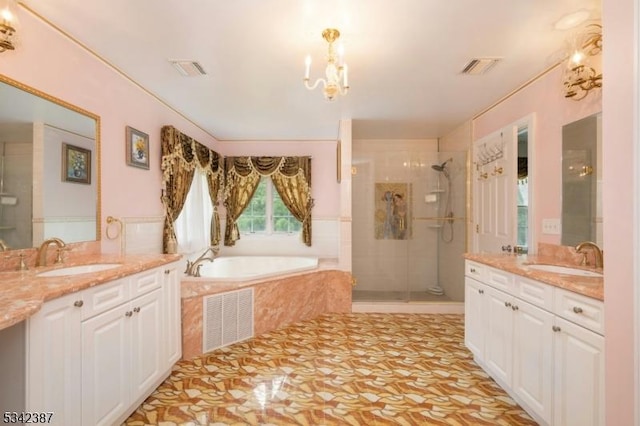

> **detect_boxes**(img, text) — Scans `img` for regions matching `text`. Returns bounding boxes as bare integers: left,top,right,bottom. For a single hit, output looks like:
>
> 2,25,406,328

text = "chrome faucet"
0,239,8,252
36,237,67,267
575,241,604,269
185,246,219,277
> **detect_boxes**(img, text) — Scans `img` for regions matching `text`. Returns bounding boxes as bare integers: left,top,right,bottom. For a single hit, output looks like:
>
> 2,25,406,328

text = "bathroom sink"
37,263,122,277
527,264,603,277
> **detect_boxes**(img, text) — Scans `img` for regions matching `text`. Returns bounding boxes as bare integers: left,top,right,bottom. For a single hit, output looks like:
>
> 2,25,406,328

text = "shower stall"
351,140,467,305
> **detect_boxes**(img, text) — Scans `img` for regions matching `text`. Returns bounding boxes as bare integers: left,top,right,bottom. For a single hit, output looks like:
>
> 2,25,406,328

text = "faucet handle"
55,246,72,264
5,252,28,271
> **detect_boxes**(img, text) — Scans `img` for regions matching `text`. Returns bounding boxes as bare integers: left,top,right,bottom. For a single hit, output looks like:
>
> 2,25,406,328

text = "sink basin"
37,263,122,277
527,264,603,277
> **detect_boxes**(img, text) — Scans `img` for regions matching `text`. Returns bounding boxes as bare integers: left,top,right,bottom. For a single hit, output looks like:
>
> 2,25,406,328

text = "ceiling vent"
169,60,207,76
460,58,501,75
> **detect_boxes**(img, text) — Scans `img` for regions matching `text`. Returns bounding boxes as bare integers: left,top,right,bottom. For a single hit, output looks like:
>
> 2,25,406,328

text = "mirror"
0,74,100,250
561,112,602,247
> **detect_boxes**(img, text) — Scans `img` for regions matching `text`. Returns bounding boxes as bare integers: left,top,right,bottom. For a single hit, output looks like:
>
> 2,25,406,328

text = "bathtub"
195,256,319,282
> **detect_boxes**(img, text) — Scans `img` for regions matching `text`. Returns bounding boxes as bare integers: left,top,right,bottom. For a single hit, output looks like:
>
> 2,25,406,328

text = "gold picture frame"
126,125,150,169
62,143,91,184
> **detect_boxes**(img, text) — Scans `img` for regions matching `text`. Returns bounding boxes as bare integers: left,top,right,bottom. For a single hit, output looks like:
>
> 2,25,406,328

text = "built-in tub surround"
465,243,603,300
0,250,181,330
180,259,352,359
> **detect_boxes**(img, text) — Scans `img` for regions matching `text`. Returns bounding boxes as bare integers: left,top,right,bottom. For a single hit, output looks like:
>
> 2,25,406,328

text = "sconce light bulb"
1,8,13,22
570,50,584,66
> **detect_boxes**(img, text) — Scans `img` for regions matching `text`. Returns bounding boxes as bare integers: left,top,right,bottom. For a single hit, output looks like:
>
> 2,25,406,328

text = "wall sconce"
0,0,19,53
563,23,602,100
304,28,349,101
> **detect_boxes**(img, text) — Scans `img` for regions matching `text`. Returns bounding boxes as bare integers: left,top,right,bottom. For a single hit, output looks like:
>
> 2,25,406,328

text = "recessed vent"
461,58,501,75
202,288,254,353
169,60,207,76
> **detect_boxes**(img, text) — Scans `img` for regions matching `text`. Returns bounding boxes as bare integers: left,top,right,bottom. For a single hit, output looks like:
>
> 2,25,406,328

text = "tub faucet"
0,239,8,252
575,241,604,269
36,237,67,267
185,246,219,277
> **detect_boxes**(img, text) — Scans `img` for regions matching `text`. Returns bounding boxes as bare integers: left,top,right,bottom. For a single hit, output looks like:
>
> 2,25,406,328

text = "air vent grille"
170,60,207,76
202,288,254,353
461,58,501,75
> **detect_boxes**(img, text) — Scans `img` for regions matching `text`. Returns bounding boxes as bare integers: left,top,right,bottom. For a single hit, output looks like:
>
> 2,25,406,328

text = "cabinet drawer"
554,288,604,335
487,266,515,293
130,268,162,298
516,276,554,311
465,261,486,281
82,278,130,321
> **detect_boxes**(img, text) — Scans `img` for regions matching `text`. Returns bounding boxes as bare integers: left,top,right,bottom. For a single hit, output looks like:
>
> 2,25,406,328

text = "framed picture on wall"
126,125,150,169
61,143,91,184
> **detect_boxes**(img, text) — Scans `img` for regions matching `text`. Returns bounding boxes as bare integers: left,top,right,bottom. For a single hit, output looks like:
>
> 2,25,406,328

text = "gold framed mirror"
0,74,101,250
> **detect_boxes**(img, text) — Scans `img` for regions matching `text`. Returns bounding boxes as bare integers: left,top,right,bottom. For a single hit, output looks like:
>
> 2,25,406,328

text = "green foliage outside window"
238,178,301,234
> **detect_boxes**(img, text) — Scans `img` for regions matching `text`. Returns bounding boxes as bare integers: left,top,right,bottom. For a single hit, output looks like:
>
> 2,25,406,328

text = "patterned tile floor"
124,313,537,425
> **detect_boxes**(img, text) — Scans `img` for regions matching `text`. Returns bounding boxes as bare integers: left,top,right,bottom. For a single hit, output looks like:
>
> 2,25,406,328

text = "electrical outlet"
542,218,561,235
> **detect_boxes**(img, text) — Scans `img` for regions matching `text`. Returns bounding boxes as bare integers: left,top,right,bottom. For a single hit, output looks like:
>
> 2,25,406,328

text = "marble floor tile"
124,313,537,425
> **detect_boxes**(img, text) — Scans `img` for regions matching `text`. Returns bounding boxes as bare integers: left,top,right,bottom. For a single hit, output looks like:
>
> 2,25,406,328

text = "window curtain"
161,125,223,253
223,156,313,246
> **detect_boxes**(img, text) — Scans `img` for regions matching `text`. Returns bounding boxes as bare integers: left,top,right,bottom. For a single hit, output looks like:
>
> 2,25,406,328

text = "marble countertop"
464,252,603,301
0,253,181,331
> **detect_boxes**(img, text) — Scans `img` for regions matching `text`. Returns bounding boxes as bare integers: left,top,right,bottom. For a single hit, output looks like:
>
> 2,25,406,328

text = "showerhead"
431,158,453,173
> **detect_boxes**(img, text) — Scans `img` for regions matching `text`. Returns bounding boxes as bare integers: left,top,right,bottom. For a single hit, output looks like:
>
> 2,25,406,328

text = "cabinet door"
163,263,182,366
464,277,487,358
82,303,131,426
484,286,513,386
553,317,605,426
512,299,553,425
130,288,164,401
27,292,83,426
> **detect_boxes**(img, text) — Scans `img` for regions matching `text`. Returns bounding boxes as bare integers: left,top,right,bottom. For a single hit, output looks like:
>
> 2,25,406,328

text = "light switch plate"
542,218,561,235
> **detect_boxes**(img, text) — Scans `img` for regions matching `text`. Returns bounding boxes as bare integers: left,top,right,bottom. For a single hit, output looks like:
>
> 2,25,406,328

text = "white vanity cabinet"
465,268,554,423
464,260,604,426
552,288,605,426
26,261,181,426
26,291,84,426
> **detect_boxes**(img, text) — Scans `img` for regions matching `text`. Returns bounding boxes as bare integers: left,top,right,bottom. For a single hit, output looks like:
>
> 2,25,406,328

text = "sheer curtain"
174,168,213,254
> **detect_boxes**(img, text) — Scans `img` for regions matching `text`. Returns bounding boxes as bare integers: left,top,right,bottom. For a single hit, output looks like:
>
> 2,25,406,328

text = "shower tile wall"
352,139,440,296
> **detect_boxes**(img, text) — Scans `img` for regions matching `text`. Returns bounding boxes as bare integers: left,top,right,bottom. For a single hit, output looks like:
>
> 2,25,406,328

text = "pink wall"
217,140,341,217
602,0,636,423
472,67,601,246
0,9,219,253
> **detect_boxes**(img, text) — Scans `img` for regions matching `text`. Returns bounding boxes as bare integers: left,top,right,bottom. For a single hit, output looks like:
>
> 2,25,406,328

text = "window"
237,178,301,235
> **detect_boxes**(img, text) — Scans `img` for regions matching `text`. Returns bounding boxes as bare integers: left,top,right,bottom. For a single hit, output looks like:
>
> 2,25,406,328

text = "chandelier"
0,0,18,53
304,28,349,101
563,23,602,100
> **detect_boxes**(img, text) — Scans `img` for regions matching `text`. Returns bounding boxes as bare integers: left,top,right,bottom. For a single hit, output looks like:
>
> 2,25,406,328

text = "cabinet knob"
478,289,484,295
133,307,141,313
552,325,562,332
504,301,511,308
512,305,519,311
125,311,133,317
470,268,476,273
164,269,170,275
573,306,584,314
73,300,84,308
